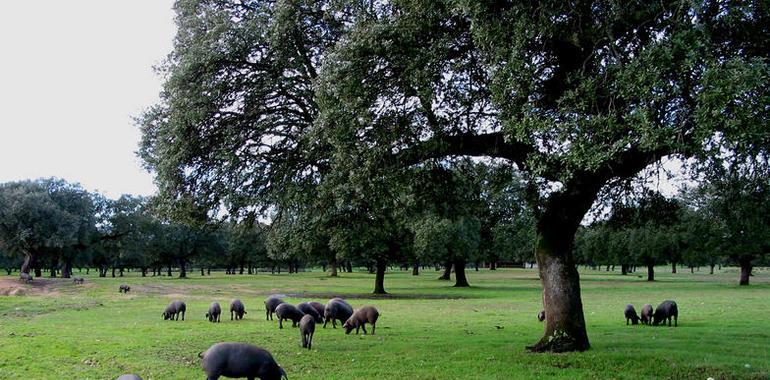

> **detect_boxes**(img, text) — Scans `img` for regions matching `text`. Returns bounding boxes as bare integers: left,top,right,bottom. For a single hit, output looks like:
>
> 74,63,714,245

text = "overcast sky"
0,1,175,198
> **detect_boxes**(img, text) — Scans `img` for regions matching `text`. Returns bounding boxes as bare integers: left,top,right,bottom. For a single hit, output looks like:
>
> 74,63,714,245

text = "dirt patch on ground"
0,277,67,296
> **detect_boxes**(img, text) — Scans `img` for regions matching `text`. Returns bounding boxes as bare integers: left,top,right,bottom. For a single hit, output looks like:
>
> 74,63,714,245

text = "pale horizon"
0,0,176,198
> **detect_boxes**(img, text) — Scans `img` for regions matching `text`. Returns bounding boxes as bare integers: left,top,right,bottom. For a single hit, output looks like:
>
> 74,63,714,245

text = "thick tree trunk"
647,264,655,282
671,262,677,274
167,264,172,277
412,260,419,276
62,257,73,278
119,267,124,277
111,267,116,278
739,258,752,286
453,259,470,287
438,260,452,280
330,260,338,277
142,267,147,277
346,261,353,273
179,259,187,278
690,266,694,274
621,264,628,275
34,267,42,277
529,222,589,353
373,259,387,294
490,261,497,270
20,251,34,274
200,267,205,276
709,264,715,275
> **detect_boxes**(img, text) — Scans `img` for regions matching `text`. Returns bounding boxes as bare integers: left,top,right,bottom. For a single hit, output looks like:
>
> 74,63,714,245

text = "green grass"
0,266,768,379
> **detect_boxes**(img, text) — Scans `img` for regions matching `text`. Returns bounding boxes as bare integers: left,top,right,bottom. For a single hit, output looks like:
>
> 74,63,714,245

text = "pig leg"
361,324,367,335
279,318,284,329
372,322,376,335
182,311,185,321
674,315,677,327
323,319,328,328
308,331,313,349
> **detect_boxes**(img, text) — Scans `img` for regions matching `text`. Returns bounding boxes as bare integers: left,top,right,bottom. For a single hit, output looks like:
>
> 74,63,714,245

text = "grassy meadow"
0,266,768,379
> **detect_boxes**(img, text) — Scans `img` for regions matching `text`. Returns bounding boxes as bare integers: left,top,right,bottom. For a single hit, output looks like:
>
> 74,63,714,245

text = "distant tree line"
575,170,770,285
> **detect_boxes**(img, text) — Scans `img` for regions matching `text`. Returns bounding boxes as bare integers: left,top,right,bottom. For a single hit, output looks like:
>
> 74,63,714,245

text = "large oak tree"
140,0,768,352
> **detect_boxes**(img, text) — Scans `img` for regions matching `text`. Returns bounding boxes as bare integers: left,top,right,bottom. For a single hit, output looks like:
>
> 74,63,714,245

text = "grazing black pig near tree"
343,306,380,335
264,297,284,321
73,277,84,284
640,304,653,325
275,303,304,329
200,342,288,380
323,298,353,329
297,302,323,323
115,375,143,380
624,304,640,325
653,300,678,327
207,302,222,323
230,299,247,320
299,314,315,349
119,284,131,293
19,273,32,284
537,310,545,322
163,301,186,321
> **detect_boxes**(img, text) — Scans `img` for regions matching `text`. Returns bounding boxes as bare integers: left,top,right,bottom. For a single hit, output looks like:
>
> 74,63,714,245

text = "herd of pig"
115,285,379,380
623,300,679,326
538,300,679,327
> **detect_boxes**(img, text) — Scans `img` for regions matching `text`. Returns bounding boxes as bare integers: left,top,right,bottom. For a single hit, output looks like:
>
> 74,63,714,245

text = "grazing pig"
115,375,143,380
299,314,315,350
652,300,678,327
163,301,187,321
119,284,131,293
537,310,545,322
343,306,380,335
264,297,285,321
624,304,640,325
275,303,304,329
308,301,325,320
297,302,323,323
207,302,222,323
19,273,32,284
323,298,353,329
640,304,653,325
200,342,287,380
230,299,247,320
73,277,84,285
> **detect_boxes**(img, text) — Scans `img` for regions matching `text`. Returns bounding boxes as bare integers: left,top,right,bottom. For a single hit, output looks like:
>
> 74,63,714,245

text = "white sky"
0,1,176,198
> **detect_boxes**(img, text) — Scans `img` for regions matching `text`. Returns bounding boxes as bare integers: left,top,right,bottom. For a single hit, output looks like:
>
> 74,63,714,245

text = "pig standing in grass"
200,342,287,380
264,297,285,321
73,277,84,284
653,300,678,327
299,314,315,350
297,302,323,323
207,302,222,323
115,375,143,380
308,301,325,320
640,304,653,325
119,284,131,293
624,304,640,325
163,301,186,321
19,273,32,284
275,303,304,329
537,310,545,322
323,298,353,329
343,306,379,335
230,299,247,320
